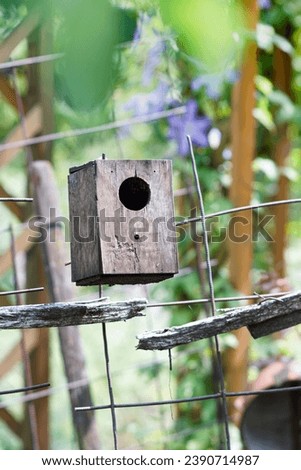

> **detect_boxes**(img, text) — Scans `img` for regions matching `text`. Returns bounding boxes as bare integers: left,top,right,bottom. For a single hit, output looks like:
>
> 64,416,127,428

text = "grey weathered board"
0,298,147,329
68,159,179,285
137,292,301,350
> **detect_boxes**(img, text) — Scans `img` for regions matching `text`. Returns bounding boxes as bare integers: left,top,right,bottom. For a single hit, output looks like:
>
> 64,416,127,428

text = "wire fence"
72,138,301,450
0,48,301,451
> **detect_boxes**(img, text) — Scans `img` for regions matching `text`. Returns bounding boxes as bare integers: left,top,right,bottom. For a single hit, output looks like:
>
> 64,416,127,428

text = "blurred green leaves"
54,0,136,111
256,23,293,55
158,0,246,73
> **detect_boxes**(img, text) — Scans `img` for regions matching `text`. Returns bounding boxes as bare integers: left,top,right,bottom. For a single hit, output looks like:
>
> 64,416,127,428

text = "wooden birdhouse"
68,159,179,286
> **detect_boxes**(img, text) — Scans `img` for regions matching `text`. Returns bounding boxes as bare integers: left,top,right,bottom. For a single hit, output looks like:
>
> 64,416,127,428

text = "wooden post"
30,160,101,450
38,12,55,161
272,44,292,278
226,0,259,421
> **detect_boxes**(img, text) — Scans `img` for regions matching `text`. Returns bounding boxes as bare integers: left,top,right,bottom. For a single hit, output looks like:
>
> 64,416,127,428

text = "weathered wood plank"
136,292,301,350
96,159,178,284
248,310,301,338
0,299,147,329
68,161,99,284
69,159,179,285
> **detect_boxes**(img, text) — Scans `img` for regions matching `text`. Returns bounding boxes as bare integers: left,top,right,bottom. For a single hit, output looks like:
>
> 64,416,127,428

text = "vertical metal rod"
168,349,173,372
9,225,40,450
187,135,231,449
184,173,225,448
99,286,118,450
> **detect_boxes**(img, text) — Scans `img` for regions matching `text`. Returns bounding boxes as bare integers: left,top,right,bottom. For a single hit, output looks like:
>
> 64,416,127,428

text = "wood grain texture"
68,161,100,284
0,299,147,329
69,159,178,285
137,292,301,350
248,310,301,338
97,159,178,280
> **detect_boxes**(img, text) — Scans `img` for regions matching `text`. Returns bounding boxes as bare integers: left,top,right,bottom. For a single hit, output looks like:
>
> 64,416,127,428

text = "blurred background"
0,0,301,450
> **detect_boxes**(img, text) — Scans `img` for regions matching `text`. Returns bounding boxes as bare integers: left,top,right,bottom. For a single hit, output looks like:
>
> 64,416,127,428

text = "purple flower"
124,81,172,116
192,69,239,100
133,13,151,43
142,40,165,86
168,100,211,156
258,0,271,9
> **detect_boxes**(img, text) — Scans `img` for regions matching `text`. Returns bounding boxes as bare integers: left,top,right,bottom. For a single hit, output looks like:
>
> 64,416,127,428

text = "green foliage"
159,0,246,74
54,0,137,111
1,0,301,452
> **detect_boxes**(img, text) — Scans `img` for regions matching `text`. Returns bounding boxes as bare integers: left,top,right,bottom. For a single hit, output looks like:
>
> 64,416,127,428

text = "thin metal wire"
146,291,290,308
1,55,300,450
0,383,50,397
102,323,118,450
6,354,301,411
0,53,64,71
168,349,173,371
226,384,301,398
0,287,44,297
75,384,301,412
0,106,187,153
75,393,222,412
176,198,301,226
99,280,118,450
0,197,33,202
187,135,231,449
0,344,228,407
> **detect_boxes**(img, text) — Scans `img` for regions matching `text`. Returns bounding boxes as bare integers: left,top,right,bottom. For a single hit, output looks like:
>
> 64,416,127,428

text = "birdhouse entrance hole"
68,159,178,285
119,176,150,211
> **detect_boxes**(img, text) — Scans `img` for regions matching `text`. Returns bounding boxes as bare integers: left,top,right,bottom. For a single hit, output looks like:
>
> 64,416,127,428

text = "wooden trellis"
0,8,51,449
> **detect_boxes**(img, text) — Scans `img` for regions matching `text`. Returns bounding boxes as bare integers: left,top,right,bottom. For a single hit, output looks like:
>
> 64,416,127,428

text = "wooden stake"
272,44,292,278
226,0,259,421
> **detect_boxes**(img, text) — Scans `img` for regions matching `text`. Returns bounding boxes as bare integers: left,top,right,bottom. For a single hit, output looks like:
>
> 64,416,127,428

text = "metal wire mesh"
1,50,301,451
73,140,301,450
